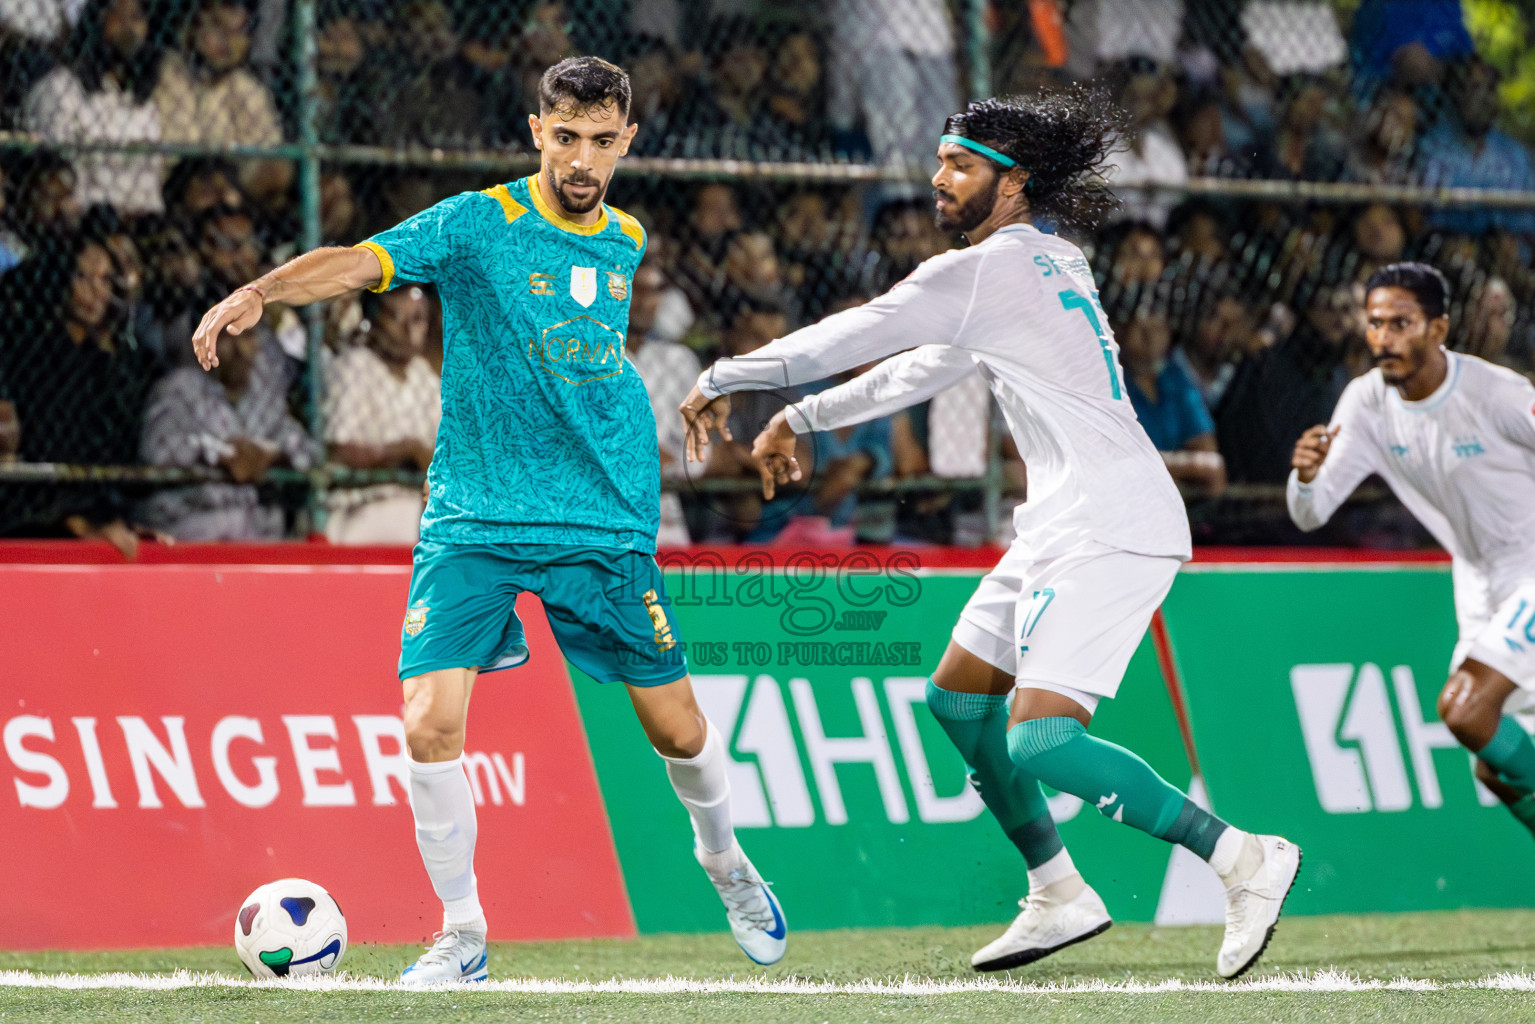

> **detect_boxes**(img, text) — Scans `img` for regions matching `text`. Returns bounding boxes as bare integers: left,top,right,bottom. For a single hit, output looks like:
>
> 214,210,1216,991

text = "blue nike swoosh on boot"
461,950,488,975
763,887,786,940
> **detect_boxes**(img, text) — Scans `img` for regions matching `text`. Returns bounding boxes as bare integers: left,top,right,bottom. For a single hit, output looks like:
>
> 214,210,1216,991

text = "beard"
1373,349,1418,383
934,175,1000,234
550,167,607,214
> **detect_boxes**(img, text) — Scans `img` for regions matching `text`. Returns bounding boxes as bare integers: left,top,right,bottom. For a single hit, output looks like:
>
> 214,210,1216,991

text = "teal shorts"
398,540,689,686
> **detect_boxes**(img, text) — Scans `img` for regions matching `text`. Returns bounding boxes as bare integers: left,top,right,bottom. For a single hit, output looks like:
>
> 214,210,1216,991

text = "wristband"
237,283,269,302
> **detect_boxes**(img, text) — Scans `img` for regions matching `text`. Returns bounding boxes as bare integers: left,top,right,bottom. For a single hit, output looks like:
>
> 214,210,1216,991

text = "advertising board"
0,564,632,948
1160,564,1535,914
575,551,1196,932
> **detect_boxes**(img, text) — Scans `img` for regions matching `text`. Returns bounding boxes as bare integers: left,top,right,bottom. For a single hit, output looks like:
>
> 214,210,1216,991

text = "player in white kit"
1290,261,1535,836
680,91,1300,979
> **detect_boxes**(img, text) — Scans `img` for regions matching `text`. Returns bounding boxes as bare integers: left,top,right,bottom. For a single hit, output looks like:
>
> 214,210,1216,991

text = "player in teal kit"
190,57,786,984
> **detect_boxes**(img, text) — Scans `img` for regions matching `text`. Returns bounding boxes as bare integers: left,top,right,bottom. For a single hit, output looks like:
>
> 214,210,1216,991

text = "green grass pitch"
5,911,1535,1023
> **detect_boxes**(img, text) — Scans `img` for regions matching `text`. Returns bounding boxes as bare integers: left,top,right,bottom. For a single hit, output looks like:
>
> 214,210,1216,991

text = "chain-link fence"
1,0,1532,550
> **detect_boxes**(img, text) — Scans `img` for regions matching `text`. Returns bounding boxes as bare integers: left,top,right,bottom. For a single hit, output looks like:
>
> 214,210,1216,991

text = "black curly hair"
941,85,1130,228
540,56,632,122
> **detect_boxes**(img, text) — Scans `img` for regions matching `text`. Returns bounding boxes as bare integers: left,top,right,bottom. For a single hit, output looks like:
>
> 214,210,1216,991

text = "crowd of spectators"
1,0,1533,551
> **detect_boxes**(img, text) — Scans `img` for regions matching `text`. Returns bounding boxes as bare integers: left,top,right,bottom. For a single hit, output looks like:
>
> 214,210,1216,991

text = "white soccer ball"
233,878,347,979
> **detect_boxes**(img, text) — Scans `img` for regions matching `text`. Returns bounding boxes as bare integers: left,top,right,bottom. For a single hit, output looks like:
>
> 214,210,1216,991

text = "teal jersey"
359,175,658,552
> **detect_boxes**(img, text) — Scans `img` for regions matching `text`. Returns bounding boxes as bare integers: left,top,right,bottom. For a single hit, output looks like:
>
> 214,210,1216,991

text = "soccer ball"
233,878,347,979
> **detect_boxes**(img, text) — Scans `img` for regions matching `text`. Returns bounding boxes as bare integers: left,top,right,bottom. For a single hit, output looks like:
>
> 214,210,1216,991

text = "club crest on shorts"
403,603,429,637
570,266,596,307
606,271,628,301
642,588,676,652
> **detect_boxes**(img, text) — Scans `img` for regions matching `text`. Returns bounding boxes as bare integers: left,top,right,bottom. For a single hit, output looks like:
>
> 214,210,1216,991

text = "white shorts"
1452,581,1535,690
951,540,1180,713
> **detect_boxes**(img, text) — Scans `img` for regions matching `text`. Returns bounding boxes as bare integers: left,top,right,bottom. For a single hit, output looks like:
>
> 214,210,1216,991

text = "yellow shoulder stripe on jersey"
608,205,645,251
354,240,395,293
525,174,609,235
480,183,528,224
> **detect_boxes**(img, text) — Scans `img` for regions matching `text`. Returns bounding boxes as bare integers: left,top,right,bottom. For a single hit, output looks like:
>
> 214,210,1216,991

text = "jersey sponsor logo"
1451,435,1486,458
642,588,676,652
529,272,555,296
533,315,625,384
606,272,628,301
571,266,597,307
403,603,429,636
1290,662,1494,814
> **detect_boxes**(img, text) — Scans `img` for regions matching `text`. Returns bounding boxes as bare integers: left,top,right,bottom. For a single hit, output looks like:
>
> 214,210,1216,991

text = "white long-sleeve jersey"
697,223,1191,561
1288,352,1535,601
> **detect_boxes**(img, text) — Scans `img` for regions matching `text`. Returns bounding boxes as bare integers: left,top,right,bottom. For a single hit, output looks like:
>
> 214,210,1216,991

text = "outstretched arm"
682,250,981,459
1287,386,1379,531
192,246,383,370
705,258,976,399
751,345,978,498
791,345,977,433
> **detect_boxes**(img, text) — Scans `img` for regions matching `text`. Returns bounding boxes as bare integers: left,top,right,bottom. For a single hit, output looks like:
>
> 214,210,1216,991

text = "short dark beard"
547,166,607,215
1375,356,1411,385
1373,330,1429,385
934,173,1000,234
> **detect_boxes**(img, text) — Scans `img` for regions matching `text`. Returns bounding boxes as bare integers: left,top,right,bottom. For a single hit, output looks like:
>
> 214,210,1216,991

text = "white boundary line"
4,969,1535,995
1176,562,1451,574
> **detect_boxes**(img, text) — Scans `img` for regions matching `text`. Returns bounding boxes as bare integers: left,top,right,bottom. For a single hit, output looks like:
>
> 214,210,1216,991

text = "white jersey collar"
1394,349,1460,412
990,222,1041,239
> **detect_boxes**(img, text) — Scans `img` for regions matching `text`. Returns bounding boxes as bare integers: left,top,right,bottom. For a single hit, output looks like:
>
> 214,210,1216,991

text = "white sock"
407,756,484,930
1208,828,1260,883
659,718,735,854
1028,848,1085,900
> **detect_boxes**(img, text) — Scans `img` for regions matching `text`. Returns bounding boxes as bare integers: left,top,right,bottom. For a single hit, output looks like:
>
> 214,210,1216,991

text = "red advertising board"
0,564,634,949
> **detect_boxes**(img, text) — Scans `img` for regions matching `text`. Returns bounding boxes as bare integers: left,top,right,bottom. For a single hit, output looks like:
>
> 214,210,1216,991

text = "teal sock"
1007,716,1230,860
1509,794,1535,839
1479,717,1535,792
926,680,1063,869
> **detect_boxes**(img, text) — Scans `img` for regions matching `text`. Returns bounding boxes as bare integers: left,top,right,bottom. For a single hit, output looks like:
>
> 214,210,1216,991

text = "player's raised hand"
752,410,802,500
192,284,265,370
680,384,732,463
1292,425,1339,484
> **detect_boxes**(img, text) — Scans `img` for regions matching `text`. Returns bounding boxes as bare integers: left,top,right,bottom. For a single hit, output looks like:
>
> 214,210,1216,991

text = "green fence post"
294,0,326,536
967,0,991,102
967,1,999,544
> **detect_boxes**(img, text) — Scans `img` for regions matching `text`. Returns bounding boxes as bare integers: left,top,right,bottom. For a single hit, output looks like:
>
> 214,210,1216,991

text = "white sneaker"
971,884,1112,972
399,925,489,985
1217,834,1302,979
697,842,787,966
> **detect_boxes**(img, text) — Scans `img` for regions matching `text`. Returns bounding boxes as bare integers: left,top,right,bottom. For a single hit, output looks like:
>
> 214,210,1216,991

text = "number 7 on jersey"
1058,288,1123,400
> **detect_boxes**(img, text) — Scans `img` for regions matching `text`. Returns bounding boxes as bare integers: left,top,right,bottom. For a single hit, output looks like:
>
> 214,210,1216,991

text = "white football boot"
399,925,489,985
1216,834,1302,979
971,884,1113,972
697,842,787,966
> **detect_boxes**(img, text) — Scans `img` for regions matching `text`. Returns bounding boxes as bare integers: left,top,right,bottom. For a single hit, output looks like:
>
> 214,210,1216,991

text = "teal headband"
939,134,1017,168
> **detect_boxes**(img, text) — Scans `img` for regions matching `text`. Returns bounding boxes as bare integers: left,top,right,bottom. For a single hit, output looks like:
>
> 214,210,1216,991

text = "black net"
1,0,1532,548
